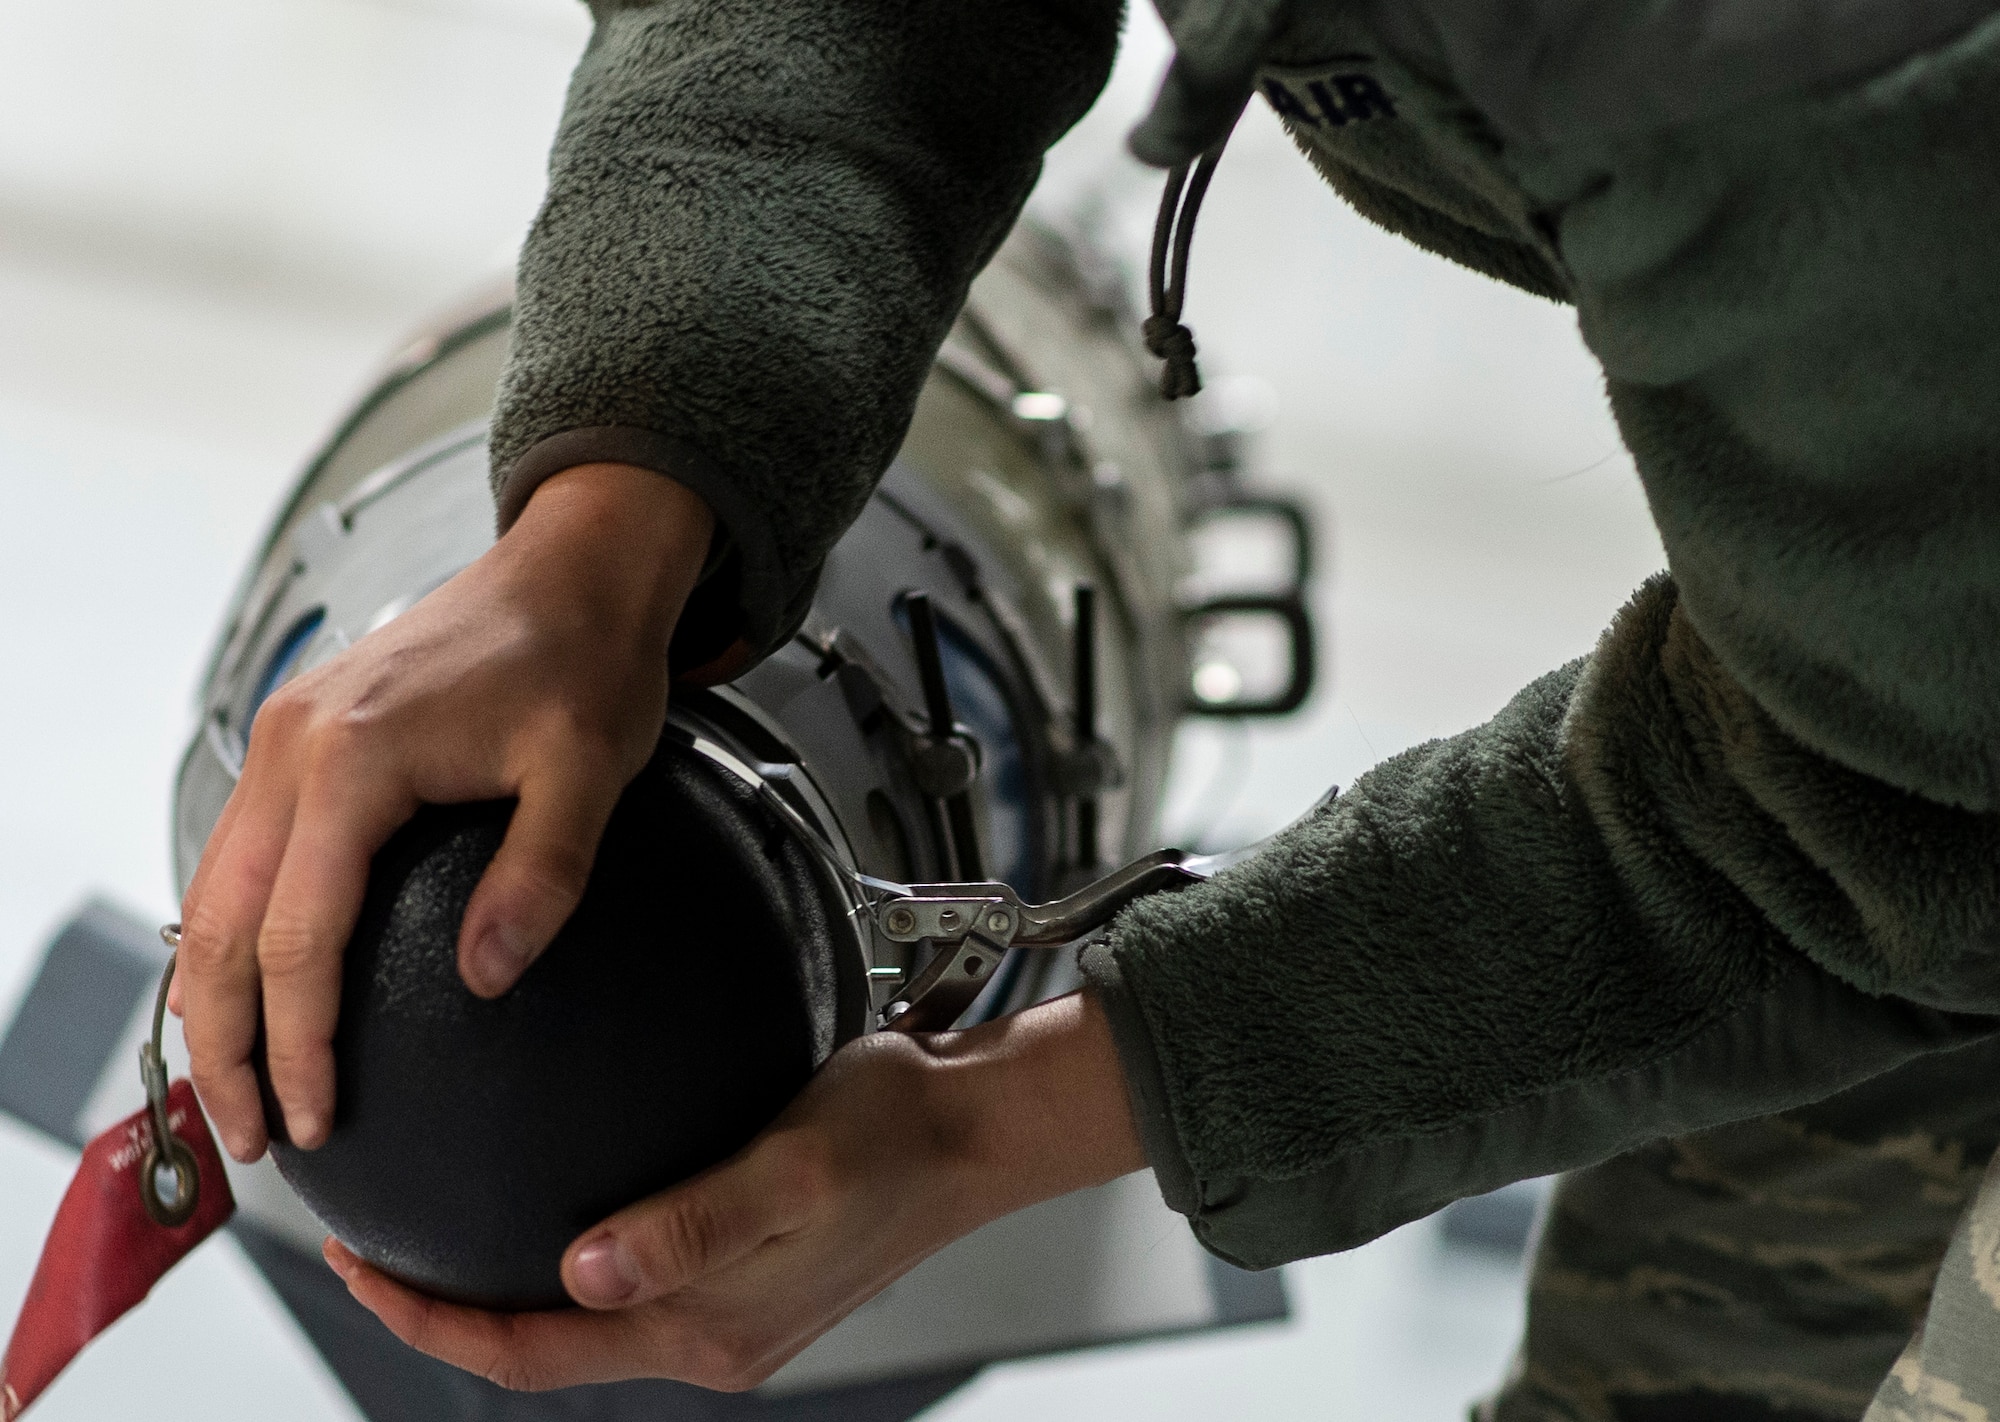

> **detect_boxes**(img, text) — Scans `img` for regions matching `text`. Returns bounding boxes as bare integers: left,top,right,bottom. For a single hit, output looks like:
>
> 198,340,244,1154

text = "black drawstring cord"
1144,137,1228,401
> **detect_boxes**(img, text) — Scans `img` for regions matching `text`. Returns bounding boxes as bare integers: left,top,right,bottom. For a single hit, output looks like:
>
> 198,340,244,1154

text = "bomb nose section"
267,733,855,1311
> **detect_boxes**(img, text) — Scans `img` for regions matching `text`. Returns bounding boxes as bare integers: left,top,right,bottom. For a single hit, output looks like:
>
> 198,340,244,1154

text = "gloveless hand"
325,990,1147,1392
173,462,715,1162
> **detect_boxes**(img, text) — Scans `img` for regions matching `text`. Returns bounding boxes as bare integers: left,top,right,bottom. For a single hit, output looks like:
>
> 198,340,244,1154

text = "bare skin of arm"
173,462,714,1159
325,989,1144,1392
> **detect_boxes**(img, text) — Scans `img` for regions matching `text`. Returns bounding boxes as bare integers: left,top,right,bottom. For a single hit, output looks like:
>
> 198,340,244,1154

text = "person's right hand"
327,990,1146,1392
173,462,716,1163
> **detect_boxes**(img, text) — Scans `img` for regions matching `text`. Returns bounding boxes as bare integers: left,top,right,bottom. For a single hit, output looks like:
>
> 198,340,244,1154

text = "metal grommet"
140,1136,201,1228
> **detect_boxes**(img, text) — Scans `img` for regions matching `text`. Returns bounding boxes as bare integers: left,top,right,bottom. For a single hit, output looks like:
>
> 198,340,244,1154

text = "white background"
0,0,1666,1415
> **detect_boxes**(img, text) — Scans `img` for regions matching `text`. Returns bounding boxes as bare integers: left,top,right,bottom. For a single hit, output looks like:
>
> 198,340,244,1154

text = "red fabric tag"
1,1079,235,1418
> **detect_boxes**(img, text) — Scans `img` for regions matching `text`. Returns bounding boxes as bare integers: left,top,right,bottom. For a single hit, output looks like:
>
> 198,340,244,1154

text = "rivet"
985,910,1011,934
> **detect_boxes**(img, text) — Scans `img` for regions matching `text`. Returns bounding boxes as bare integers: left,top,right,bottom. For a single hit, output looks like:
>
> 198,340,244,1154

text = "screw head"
985,910,1012,935
885,907,917,935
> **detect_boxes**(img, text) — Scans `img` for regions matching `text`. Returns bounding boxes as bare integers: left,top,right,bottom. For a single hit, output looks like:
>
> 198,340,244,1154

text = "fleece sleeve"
488,0,1120,668
1082,5,2000,1273
1082,577,2000,1270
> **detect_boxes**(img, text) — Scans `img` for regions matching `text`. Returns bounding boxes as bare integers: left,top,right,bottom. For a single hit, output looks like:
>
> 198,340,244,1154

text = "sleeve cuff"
1078,935,1200,1215
492,425,796,658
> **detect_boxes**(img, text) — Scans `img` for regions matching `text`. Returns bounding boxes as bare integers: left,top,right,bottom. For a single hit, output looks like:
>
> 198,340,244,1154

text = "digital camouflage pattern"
1481,1039,2000,1422
1861,1141,2000,1421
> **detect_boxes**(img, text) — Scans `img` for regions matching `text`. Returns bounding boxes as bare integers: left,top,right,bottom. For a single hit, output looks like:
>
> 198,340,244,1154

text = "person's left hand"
324,990,1145,1392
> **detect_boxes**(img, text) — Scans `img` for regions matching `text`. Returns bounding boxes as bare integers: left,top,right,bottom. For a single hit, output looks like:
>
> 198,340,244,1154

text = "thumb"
457,761,622,998
563,1161,783,1309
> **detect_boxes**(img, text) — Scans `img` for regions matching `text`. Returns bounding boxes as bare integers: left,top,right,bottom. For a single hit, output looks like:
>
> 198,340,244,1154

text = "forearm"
492,0,1120,663
1084,576,2000,1267
505,462,715,636
916,989,1146,1230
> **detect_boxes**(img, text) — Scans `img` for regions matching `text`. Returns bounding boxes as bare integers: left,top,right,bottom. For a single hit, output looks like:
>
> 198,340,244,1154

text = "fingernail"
286,1109,326,1149
469,923,532,994
570,1234,641,1307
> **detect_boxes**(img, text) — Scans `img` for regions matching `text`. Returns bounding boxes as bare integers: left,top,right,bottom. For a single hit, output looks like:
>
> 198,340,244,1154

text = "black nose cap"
266,735,846,1310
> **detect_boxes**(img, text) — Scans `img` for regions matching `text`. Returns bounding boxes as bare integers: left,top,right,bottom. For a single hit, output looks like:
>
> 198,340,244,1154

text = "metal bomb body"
167,222,1293,1308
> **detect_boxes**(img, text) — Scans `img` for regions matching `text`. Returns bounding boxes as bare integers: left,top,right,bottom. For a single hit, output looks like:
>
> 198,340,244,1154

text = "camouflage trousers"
1480,1036,2000,1422
1860,1139,2000,1421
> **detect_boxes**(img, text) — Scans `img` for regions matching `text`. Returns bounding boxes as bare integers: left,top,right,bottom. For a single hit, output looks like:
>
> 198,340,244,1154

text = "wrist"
915,991,1146,1231
506,462,716,630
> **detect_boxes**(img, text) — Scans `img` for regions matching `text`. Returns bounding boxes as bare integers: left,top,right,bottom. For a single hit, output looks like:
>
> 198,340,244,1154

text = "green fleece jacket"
490,0,2000,1269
